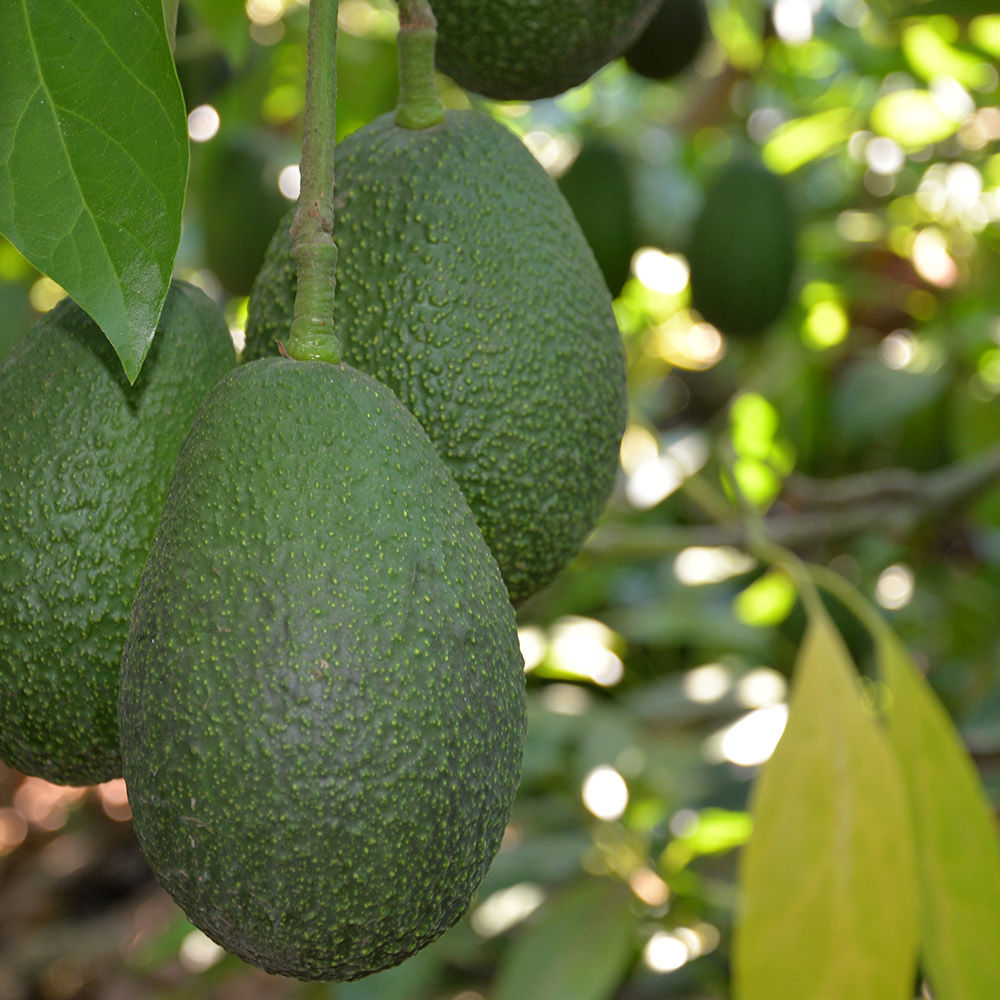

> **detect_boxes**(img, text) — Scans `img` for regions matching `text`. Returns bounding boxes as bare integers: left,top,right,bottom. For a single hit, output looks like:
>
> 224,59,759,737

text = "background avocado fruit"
0,281,237,785
430,0,662,99
558,141,638,297
623,0,708,80
687,157,798,338
119,357,526,981
195,128,291,297
244,111,626,604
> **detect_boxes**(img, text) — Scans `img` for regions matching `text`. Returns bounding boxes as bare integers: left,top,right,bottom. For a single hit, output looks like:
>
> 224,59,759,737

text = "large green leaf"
734,606,919,1000
492,878,637,1000
878,632,1000,1000
0,0,188,382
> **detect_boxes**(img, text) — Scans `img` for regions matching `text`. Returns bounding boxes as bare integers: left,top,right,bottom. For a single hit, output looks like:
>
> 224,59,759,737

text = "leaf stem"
286,0,342,363
395,0,444,129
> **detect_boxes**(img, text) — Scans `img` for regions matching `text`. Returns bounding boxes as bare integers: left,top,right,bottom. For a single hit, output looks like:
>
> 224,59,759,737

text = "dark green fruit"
431,0,662,99
688,158,797,338
198,130,290,297
0,281,32,361
623,0,708,80
245,111,625,603
558,141,637,297
0,281,236,785
119,357,526,981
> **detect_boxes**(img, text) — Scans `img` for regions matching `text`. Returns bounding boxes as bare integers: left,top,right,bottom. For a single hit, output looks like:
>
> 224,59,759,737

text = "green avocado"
558,141,637,297
430,0,662,99
688,158,798,338
623,0,708,81
244,111,626,603
118,357,526,981
0,281,237,785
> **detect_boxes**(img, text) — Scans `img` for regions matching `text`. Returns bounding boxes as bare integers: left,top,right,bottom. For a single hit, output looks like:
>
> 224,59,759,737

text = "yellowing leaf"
878,632,1000,1000
733,607,919,1000
734,568,797,627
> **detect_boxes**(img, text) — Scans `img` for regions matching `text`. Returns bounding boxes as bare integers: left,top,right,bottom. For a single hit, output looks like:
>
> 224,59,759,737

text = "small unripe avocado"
245,111,626,603
0,282,237,785
688,158,797,338
557,141,637,297
119,357,526,981
623,0,708,81
431,0,662,99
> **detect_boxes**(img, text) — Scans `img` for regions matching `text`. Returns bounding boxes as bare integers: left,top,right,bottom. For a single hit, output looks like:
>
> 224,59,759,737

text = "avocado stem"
286,0,342,364
395,0,445,130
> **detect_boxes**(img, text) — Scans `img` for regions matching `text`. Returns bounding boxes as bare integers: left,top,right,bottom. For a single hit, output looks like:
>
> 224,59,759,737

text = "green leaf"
493,878,637,1000
0,0,188,382
878,632,1000,1000
762,107,859,174
734,606,919,1000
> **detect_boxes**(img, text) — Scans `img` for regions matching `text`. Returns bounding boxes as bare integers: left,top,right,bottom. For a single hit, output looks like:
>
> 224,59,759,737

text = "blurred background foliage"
2,0,1000,995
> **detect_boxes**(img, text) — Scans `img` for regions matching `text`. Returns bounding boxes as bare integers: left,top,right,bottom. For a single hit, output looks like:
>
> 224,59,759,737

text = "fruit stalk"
286,0,342,363
395,0,444,129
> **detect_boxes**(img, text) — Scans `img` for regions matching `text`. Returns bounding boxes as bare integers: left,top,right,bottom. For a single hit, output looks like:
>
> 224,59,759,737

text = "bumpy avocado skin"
0,282,236,785
431,0,661,99
688,159,798,338
119,358,526,981
244,112,626,603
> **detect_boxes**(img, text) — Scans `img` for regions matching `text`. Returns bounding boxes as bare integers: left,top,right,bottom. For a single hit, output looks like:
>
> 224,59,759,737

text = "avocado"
0,281,237,785
623,0,708,81
244,111,626,604
118,357,526,980
688,158,798,338
430,0,662,99
197,129,291,297
557,141,637,297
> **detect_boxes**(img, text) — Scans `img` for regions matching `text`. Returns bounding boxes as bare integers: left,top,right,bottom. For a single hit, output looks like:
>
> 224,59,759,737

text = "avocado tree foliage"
2,0,1000,997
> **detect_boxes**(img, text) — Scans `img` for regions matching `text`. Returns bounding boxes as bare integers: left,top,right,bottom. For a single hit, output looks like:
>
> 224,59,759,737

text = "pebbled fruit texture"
430,0,661,99
688,158,798,338
244,111,626,604
119,357,526,981
623,0,708,81
0,281,237,785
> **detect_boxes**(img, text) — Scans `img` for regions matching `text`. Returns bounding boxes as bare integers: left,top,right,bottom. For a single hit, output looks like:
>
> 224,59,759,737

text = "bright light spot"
518,626,547,672
865,136,904,175
522,129,574,175
737,667,787,708
834,0,868,27
709,705,789,766
278,164,300,200
246,0,283,25
550,617,624,687
582,765,629,820
847,130,873,161
652,318,725,371
633,248,690,295
229,325,246,353
96,778,132,821
773,0,814,43
930,75,975,123
29,276,66,313
674,546,755,586
629,867,671,906
626,431,709,510
747,107,785,143
542,682,592,716
619,424,659,476
879,329,916,370
912,229,957,287
187,104,220,143
803,299,849,348
179,929,225,973
876,563,915,610
669,808,698,837
682,663,733,704
470,883,546,937
644,931,689,973
13,778,85,831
